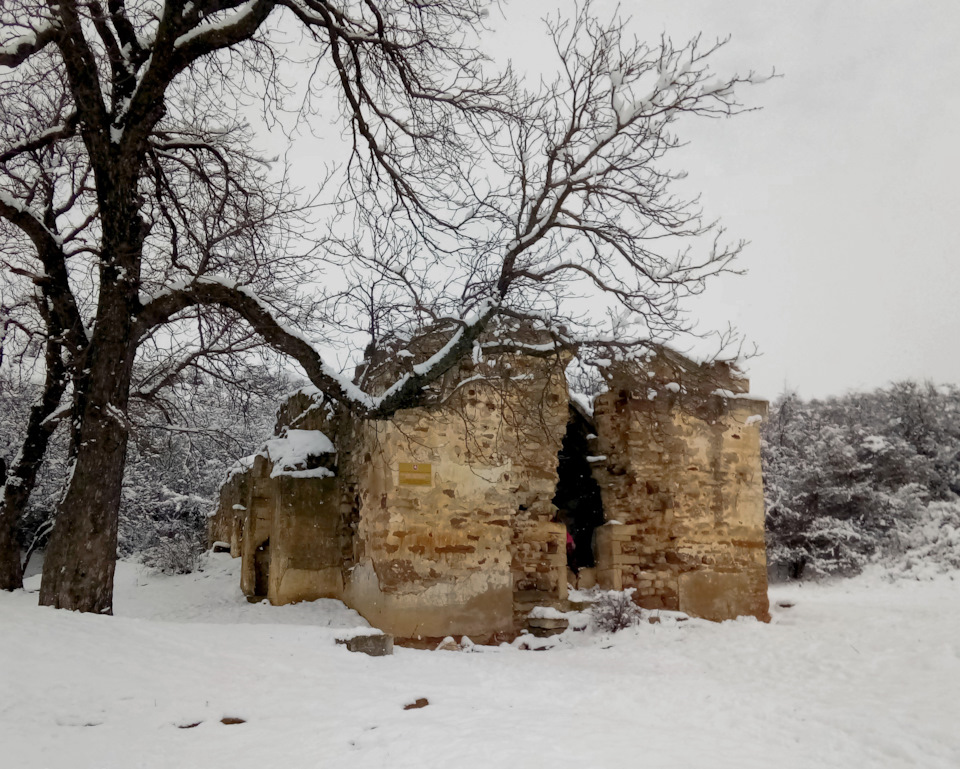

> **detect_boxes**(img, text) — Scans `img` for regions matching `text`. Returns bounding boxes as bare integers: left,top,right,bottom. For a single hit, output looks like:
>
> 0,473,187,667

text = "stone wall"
208,467,249,555
265,471,344,604
209,342,771,637
238,456,274,600
590,357,770,621
340,352,571,642
209,431,345,607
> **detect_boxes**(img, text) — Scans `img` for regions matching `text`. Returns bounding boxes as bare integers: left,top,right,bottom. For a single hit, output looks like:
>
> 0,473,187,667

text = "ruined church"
210,327,770,643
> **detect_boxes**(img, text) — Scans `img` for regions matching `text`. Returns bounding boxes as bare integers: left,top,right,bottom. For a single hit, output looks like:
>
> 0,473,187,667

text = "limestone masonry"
210,333,770,643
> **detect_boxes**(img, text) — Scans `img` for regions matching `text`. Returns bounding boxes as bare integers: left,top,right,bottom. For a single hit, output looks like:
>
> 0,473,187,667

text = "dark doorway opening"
253,538,270,597
552,405,605,572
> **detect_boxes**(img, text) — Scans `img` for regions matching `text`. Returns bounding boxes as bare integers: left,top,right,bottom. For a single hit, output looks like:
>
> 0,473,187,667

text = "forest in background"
762,381,960,580
0,363,288,576
3,369,960,582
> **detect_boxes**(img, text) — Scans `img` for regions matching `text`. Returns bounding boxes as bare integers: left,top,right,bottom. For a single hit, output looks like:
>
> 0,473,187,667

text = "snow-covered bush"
763,383,960,579
0,370,71,551
117,377,283,572
590,590,641,632
139,522,206,575
881,501,960,578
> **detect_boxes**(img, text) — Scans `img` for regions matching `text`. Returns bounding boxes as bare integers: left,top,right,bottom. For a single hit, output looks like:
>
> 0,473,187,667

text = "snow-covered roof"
258,429,335,480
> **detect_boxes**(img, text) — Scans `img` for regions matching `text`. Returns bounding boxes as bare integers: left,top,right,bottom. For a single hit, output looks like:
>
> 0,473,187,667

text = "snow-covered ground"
2,556,958,769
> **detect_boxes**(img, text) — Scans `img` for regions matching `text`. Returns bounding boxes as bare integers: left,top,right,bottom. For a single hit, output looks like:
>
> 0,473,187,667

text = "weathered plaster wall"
266,473,344,605
590,361,770,621
238,457,275,600
219,392,347,606
211,450,344,607
341,355,570,641
208,469,248,556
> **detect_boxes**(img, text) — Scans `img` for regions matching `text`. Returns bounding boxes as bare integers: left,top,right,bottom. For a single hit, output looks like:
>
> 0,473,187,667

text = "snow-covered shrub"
119,482,211,575
139,522,206,575
763,383,960,579
881,501,960,578
113,370,288,570
590,590,641,632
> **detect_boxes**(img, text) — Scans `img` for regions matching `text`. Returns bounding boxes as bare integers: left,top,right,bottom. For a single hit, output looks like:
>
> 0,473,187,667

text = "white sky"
486,1,960,399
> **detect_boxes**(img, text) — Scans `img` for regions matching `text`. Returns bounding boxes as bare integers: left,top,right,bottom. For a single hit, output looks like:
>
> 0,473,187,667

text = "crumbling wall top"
596,346,749,398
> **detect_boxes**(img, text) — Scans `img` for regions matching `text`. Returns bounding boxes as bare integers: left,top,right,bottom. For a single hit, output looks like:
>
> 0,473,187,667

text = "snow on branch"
0,114,79,164
0,190,63,251
172,0,262,51
0,20,62,68
135,274,513,419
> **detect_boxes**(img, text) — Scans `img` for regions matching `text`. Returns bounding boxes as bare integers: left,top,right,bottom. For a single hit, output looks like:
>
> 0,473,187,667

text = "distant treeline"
762,381,960,580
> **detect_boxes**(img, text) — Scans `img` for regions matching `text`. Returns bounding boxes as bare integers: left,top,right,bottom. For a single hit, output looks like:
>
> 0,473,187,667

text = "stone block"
527,617,568,630
597,568,622,591
337,634,394,656
678,570,769,622
527,616,569,637
576,567,596,589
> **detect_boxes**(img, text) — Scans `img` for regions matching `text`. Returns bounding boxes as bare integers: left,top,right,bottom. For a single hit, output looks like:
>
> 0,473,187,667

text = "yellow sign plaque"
398,462,433,486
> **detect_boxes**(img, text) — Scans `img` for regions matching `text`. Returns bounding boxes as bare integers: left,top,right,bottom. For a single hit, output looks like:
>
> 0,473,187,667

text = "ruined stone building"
210,330,770,643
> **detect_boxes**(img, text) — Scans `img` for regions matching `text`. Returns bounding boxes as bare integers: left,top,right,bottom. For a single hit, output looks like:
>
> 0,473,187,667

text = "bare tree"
0,264,294,590
0,0,764,612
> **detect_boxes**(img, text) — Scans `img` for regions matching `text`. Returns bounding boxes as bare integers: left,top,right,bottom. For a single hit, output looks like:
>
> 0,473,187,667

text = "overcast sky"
487,1,960,399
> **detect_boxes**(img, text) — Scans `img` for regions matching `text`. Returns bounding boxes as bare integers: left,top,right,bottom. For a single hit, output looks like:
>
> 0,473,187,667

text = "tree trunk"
39,286,136,613
37,430,127,612
36,134,148,613
0,342,68,591
0,496,23,591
